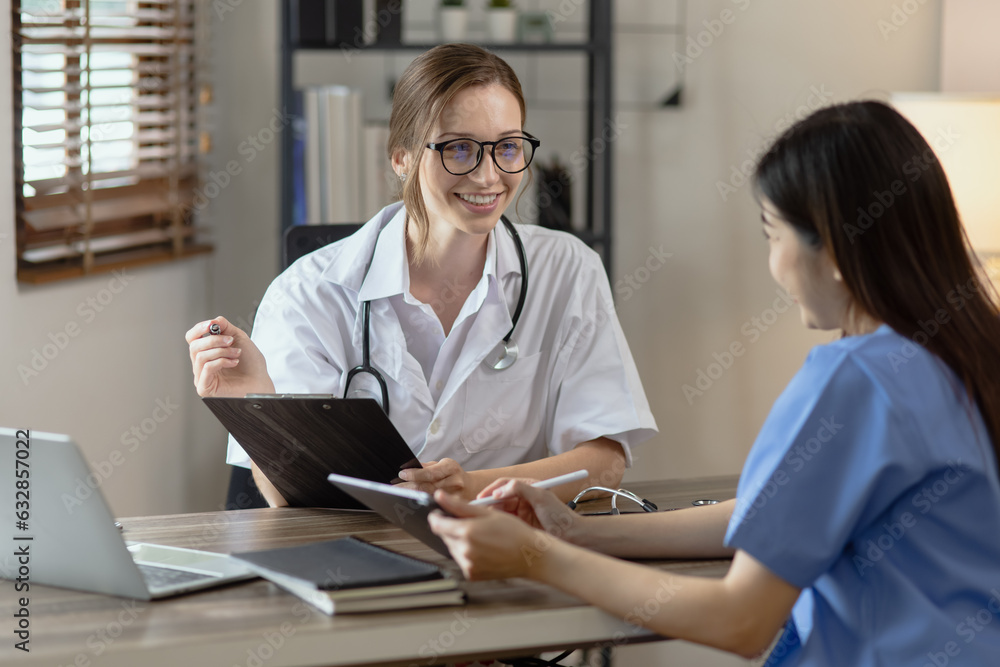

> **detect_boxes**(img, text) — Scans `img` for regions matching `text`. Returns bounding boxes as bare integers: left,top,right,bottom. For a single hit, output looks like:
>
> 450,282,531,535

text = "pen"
469,469,589,506
202,322,221,338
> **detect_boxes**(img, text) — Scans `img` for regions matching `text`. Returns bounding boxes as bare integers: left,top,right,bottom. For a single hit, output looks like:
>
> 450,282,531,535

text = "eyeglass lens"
441,137,534,175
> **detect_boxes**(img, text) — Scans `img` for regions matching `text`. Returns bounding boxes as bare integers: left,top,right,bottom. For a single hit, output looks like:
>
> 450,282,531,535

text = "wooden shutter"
12,0,211,284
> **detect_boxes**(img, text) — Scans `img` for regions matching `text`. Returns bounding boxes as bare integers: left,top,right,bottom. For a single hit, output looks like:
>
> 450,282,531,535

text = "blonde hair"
388,44,526,264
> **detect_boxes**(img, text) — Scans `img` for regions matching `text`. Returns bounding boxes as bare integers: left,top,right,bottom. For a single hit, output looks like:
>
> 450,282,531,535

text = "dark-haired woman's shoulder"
794,324,992,467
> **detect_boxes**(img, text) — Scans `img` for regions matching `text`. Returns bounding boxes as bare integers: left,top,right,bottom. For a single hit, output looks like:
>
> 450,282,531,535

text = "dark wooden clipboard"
203,394,421,509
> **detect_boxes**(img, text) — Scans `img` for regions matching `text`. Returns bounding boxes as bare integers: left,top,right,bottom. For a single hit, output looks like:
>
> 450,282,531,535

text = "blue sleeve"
724,348,924,589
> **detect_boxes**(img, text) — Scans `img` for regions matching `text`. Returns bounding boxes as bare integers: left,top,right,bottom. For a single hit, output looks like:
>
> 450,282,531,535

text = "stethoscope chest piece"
486,338,518,370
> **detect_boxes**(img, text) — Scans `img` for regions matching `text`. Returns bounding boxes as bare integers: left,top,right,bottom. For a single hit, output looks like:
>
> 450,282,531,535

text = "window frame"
12,0,211,285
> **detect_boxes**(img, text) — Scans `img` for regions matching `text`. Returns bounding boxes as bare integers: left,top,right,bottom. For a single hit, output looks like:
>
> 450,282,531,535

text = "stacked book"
233,536,464,614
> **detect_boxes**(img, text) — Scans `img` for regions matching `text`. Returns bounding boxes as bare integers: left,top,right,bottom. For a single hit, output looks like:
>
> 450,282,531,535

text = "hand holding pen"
184,315,275,398
469,470,590,506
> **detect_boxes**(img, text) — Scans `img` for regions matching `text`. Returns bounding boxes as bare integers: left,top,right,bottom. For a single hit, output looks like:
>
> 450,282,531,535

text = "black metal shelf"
279,0,614,276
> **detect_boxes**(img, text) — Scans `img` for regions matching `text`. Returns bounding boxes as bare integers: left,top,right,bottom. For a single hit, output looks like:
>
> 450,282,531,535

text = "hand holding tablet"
326,470,589,558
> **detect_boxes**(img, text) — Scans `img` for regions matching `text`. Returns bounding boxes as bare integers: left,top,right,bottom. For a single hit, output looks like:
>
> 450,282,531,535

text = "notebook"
203,394,422,509
233,537,464,614
0,428,256,600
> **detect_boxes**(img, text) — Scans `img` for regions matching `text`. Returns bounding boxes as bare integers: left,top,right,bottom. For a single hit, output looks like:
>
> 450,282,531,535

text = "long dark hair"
754,100,1000,474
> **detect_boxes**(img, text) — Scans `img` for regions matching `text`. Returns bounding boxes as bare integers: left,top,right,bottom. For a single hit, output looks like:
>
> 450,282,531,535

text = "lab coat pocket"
460,352,545,453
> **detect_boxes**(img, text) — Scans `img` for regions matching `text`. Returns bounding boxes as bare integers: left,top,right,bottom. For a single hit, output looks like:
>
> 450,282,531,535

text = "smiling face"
398,84,525,243
760,199,855,332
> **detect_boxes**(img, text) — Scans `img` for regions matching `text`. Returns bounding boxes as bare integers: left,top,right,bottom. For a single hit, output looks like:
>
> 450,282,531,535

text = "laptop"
0,428,256,599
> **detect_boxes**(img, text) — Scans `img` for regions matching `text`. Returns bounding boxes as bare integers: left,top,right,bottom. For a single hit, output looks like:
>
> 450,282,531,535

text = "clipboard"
203,394,421,509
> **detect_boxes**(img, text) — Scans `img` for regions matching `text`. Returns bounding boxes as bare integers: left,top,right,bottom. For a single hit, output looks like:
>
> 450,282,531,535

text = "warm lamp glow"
890,94,1000,256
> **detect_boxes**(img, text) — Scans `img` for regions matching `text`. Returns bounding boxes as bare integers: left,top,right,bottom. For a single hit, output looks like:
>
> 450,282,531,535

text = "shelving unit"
278,0,614,274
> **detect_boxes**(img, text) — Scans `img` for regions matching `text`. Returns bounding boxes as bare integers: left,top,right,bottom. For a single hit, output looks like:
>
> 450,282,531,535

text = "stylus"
469,469,589,507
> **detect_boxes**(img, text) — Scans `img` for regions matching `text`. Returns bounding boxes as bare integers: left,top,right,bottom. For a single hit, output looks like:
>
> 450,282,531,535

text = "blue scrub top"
725,324,1000,666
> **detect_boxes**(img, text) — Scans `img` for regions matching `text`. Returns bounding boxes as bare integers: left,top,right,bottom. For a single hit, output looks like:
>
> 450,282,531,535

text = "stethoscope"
567,487,721,514
344,215,529,416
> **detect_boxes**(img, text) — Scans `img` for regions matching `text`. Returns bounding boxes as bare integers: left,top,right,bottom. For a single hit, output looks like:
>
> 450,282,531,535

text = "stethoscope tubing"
345,215,528,416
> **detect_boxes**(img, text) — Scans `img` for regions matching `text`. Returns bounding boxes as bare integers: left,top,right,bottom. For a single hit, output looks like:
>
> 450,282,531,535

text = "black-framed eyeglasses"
426,133,540,176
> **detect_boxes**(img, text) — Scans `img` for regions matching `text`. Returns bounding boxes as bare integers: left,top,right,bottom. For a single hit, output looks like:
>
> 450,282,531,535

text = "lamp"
890,94,1000,285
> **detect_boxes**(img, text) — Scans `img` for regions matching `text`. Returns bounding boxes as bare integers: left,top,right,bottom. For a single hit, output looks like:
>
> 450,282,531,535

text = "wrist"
462,468,488,500
563,514,596,549
523,530,574,582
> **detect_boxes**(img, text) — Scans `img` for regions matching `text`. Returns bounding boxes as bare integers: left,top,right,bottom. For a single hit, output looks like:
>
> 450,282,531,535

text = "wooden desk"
2,476,737,667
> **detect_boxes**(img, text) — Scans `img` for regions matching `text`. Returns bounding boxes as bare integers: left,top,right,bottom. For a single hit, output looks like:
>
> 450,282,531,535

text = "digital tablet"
326,473,451,557
203,395,421,509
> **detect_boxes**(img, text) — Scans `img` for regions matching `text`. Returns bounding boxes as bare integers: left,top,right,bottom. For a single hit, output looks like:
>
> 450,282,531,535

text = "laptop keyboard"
137,563,217,589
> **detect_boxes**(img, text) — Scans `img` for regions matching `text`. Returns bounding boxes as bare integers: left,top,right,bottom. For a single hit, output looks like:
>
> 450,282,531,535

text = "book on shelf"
303,85,364,225
232,536,465,615
296,86,395,227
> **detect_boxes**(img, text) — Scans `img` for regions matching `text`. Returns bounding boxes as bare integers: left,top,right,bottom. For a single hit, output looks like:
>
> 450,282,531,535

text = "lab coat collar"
319,202,405,294
326,203,520,300
324,203,520,413
356,208,409,303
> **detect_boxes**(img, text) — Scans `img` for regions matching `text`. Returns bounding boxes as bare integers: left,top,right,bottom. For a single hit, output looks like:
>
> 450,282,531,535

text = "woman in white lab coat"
186,44,657,506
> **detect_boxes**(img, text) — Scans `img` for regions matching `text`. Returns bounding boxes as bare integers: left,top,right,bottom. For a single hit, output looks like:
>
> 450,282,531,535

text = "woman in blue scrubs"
427,100,1000,664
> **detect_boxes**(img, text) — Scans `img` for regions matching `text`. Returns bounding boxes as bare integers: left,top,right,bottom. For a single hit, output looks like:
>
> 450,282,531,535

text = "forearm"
528,539,779,657
251,462,288,507
467,438,626,501
576,498,736,559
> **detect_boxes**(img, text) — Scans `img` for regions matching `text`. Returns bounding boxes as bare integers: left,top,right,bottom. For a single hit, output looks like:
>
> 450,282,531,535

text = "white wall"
614,0,942,489
0,8,225,516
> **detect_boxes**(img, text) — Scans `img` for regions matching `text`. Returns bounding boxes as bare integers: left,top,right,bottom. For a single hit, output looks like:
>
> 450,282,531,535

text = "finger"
399,461,449,484
506,479,556,504
427,512,475,577
434,490,490,519
496,496,524,516
185,320,215,344
192,344,240,378
427,509,456,535
481,479,534,505
188,334,235,362
195,357,241,395
476,477,510,500
184,316,239,344
396,468,432,484
427,510,474,550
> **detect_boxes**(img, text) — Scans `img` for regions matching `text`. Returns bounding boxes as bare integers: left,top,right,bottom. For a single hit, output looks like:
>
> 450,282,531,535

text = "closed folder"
232,537,464,614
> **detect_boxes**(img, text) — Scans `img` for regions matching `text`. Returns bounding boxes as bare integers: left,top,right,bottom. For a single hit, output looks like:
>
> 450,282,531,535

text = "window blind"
13,0,211,284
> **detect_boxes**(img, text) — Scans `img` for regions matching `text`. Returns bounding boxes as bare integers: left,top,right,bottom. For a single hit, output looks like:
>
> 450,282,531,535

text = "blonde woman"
186,44,656,506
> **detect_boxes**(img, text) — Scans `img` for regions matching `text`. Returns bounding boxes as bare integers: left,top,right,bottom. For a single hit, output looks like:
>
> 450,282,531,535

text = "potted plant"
487,0,518,43
439,0,468,43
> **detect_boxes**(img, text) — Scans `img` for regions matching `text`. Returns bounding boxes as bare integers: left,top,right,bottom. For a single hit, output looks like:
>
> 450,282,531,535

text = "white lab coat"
227,203,657,470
